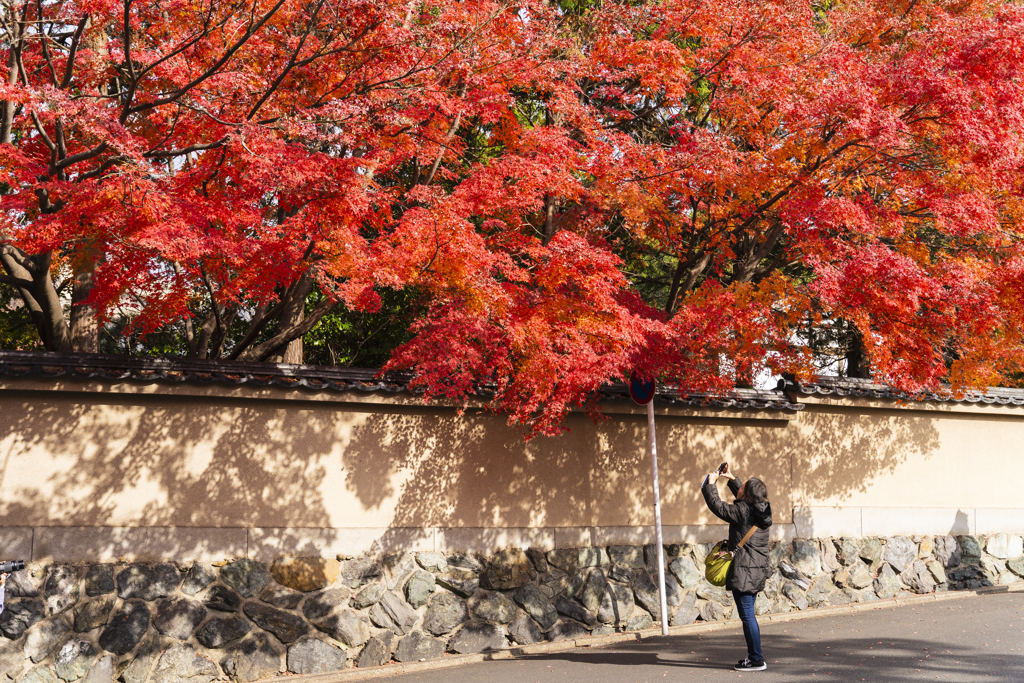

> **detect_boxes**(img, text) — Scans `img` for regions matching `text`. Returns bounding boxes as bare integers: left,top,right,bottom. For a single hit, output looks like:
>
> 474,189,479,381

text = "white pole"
647,400,669,636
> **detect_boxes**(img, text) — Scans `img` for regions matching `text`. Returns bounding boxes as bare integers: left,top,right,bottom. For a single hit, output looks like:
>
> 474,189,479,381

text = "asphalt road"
383,592,1024,683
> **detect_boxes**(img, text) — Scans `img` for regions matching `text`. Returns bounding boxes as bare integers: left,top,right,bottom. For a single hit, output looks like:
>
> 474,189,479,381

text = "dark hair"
740,477,769,505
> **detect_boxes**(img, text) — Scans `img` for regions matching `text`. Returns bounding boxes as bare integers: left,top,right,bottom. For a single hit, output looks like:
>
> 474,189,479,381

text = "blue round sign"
629,371,656,405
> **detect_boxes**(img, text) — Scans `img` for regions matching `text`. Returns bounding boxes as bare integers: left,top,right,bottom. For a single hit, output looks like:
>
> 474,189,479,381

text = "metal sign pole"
647,399,669,636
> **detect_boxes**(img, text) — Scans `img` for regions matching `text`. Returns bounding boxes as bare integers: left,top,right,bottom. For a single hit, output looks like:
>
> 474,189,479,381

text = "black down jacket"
701,477,773,594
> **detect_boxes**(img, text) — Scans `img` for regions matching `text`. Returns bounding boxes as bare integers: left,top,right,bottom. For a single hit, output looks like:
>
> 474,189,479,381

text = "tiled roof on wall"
0,350,804,411
777,376,1024,406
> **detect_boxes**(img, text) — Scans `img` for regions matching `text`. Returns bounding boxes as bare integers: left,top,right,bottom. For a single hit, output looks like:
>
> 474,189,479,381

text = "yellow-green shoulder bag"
704,525,758,587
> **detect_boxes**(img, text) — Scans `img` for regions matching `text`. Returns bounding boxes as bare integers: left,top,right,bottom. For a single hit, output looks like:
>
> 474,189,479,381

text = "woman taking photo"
702,464,773,672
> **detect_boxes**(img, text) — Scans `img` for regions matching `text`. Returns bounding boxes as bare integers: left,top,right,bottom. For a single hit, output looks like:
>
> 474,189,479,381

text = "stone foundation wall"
3,534,1023,682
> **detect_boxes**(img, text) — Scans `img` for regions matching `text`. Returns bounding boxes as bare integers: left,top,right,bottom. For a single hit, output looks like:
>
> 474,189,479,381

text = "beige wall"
1,378,1022,562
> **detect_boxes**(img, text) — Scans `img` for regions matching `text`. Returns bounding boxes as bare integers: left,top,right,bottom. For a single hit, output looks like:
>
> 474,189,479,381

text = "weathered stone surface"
874,563,900,599
435,569,479,598
669,556,701,589
116,565,181,602
608,565,634,584
526,548,549,574
664,573,682,608
626,612,654,631
0,640,26,681
351,582,386,610
220,559,271,598
980,556,1006,578
244,601,309,644
926,559,948,584
806,575,834,606
472,592,517,624
406,570,437,609
1009,535,1024,559
395,631,445,662
203,585,242,612
302,588,349,621
271,557,341,593
782,581,808,611
44,566,80,616
220,632,284,682
847,562,873,590
371,591,419,636
859,538,884,567
791,539,823,578
448,553,485,572
933,536,961,568
985,534,1016,560
671,605,699,626
554,595,597,627
1008,556,1024,578
339,556,383,589
513,584,557,630
769,542,788,569
181,562,216,597
74,595,115,633
482,548,536,590
902,560,937,594
694,580,731,605
195,615,251,649
55,639,97,682
755,593,773,615
546,549,579,574
508,614,544,645
314,609,369,648
26,615,72,662
20,666,59,683
835,538,860,566
416,552,448,574
778,561,811,590
150,645,219,683
917,536,934,559
564,571,585,601
826,590,853,607
883,536,917,573
960,536,982,564
261,586,304,610
548,620,588,641
356,634,392,669
579,547,609,568
578,569,607,613
632,572,662,621
288,637,348,674
379,554,417,592
153,597,207,640
820,539,840,573
598,583,634,625
121,633,161,683
451,622,506,654
699,601,727,621
81,655,115,683
422,591,468,636
0,598,45,638
84,566,115,598
947,565,983,582
96,601,151,657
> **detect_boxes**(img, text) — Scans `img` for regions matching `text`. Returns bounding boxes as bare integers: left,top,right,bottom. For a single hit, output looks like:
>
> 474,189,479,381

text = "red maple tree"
3,0,1023,434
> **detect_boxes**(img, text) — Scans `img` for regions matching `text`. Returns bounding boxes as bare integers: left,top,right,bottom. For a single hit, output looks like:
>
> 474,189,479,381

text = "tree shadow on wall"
793,406,941,505
0,390,349,558
341,403,942,539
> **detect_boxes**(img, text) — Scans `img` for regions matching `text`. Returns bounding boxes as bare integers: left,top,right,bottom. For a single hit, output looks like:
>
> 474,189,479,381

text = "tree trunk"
262,272,313,363
69,256,99,353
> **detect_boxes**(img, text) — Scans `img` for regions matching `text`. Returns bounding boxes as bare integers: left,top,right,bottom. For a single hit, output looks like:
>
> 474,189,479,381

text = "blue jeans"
732,591,763,662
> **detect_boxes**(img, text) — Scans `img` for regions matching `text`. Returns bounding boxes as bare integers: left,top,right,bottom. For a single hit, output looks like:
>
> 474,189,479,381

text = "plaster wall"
0,378,1022,561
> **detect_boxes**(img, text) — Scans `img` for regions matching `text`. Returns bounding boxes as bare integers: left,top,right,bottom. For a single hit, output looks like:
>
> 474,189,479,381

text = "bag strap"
734,524,758,550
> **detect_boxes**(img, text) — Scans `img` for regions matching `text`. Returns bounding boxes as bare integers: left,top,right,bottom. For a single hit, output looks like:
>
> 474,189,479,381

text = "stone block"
271,557,340,593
